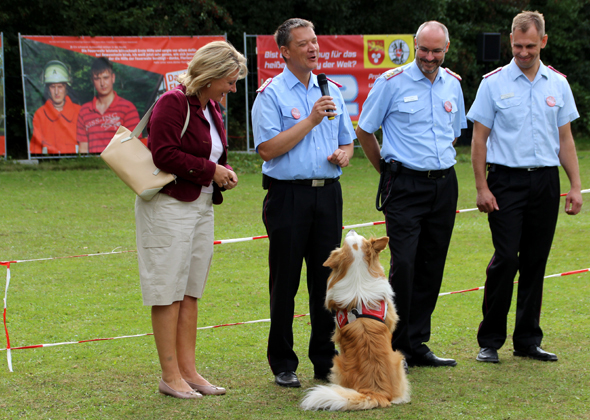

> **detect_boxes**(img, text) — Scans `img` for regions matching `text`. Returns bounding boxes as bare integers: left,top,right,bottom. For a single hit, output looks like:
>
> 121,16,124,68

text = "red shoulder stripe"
548,65,567,78
326,77,342,88
484,67,502,79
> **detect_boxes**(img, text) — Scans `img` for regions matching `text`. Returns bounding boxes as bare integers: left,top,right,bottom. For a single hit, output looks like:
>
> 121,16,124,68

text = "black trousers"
382,168,458,360
262,179,342,376
478,166,560,350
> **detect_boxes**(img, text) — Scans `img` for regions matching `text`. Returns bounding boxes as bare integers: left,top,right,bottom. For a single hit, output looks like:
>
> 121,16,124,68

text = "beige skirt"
135,192,214,306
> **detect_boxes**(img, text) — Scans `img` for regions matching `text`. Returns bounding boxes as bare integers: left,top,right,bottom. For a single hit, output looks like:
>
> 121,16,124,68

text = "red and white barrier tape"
1,269,587,358
2,188,589,371
3,189,589,256
1,262,13,371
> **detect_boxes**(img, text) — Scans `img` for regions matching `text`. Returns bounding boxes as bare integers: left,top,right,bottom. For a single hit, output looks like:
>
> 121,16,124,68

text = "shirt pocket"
494,95,524,127
442,99,458,126
398,101,427,125
326,102,343,141
543,94,564,122
280,105,304,131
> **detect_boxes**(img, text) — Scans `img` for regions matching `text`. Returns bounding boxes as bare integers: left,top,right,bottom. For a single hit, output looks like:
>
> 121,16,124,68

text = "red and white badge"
546,96,556,107
444,101,453,112
291,108,301,119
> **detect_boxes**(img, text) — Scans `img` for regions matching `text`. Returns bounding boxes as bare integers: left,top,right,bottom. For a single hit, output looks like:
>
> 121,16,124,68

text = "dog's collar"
336,301,387,329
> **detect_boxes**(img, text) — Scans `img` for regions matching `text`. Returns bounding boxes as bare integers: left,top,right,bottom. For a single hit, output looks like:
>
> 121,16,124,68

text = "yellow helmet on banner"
42,60,72,85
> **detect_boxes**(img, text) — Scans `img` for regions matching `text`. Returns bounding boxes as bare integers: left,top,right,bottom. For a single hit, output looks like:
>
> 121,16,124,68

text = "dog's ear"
323,248,341,268
371,236,389,253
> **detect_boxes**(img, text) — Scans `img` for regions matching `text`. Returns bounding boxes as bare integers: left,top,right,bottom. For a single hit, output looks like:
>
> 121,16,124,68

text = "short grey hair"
274,18,315,60
415,21,450,45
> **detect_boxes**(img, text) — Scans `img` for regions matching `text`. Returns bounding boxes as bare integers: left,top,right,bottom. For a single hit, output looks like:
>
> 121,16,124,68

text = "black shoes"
407,351,457,367
275,371,301,387
514,345,558,362
476,347,499,363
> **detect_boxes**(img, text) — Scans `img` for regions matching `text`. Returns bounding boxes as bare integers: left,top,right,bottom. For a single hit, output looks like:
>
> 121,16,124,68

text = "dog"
300,230,410,411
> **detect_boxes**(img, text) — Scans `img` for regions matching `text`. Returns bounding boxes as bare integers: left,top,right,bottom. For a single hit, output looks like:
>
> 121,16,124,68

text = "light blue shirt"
252,67,355,180
467,59,579,168
358,60,467,171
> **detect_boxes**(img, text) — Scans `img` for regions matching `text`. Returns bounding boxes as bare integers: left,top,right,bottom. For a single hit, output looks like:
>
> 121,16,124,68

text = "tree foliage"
1,0,589,157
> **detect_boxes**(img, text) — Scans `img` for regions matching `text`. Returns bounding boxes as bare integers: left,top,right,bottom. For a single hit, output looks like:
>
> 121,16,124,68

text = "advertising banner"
256,34,414,126
0,33,5,158
20,35,225,157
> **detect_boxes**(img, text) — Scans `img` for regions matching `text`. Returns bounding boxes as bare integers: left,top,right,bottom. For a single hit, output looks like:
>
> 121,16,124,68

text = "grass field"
0,148,589,419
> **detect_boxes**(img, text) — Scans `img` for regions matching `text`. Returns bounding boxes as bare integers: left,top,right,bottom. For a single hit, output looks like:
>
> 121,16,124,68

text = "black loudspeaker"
477,33,501,62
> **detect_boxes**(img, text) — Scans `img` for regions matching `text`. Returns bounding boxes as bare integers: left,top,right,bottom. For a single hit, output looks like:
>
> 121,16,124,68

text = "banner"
0,33,5,158
20,35,225,157
256,35,414,126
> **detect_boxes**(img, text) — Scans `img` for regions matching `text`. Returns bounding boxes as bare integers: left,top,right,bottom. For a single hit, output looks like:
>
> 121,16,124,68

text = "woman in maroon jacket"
135,41,247,399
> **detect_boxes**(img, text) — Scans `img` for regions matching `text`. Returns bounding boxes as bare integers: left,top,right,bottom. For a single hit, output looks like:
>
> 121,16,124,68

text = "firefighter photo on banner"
20,35,225,158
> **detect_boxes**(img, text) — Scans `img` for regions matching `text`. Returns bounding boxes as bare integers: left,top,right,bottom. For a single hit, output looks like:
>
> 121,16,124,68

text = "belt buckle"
527,167,539,172
427,170,436,179
312,179,325,187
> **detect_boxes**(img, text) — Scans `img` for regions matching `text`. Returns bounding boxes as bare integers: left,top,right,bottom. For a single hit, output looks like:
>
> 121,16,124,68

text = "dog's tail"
301,384,389,411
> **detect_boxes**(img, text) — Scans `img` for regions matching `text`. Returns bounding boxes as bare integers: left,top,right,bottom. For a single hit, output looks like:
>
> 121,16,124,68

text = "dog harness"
336,301,388,329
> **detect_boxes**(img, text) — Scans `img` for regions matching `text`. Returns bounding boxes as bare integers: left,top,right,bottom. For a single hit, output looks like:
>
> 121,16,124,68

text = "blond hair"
177,41,248,97
512,10,545,38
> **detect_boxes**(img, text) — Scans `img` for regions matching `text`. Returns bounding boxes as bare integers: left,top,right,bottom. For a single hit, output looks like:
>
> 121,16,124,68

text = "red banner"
21,35,225,157
256,35,414,125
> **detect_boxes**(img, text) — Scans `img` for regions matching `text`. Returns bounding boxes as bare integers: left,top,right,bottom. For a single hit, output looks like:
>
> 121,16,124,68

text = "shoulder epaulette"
326,77,343,88
444,68,462,81
548,65,567,78
483,67,503,79
256,78,273,93
384,67,404,80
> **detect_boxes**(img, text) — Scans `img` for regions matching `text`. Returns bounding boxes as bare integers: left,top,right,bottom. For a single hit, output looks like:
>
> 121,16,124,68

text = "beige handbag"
101,99,190,201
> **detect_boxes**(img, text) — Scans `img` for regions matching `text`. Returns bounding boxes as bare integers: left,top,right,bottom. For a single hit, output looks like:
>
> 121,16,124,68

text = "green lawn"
0,149,589,419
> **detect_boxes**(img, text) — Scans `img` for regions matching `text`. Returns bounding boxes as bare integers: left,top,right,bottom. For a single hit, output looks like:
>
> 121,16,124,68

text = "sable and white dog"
301,230,410,411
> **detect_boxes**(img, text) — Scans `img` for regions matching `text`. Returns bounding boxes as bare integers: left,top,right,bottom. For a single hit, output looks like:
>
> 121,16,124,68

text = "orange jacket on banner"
256,35,414,126
30,96,80,154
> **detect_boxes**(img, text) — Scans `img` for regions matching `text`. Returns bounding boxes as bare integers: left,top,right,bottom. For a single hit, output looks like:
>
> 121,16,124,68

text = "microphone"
317,73,336,120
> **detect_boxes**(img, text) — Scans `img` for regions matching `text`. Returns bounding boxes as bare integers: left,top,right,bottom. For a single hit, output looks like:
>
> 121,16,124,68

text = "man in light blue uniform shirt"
468,11,582,364
356,21,466,368
252,18,355,388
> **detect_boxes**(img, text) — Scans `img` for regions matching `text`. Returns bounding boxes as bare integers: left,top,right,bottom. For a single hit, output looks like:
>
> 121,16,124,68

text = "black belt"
488,164,551,172
264,174,339,187
399,166,452,179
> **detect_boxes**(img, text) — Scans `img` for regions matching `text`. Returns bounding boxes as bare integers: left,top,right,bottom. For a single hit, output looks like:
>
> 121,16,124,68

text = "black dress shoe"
275,371,301,387
407,351,457,367
476,347,499,363
513,345,558,362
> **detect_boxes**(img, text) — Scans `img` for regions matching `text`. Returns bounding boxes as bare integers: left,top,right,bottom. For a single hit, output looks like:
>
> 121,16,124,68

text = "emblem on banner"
367,40,385,65
388,39,410,65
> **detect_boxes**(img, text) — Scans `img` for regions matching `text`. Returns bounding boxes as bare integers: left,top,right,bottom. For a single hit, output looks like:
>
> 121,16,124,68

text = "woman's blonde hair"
177,41,248,97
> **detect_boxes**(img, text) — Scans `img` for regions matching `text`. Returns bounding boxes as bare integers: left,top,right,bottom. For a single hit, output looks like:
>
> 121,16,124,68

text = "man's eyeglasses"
416,46,445,56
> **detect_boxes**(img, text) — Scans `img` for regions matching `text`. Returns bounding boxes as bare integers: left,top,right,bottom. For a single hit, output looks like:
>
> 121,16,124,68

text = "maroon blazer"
148,85,231,204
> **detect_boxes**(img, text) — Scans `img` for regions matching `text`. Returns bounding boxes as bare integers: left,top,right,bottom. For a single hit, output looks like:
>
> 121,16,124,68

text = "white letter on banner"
326,75,359,117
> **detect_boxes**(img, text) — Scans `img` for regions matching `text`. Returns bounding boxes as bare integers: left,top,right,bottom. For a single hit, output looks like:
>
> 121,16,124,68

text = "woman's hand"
213,165,238,190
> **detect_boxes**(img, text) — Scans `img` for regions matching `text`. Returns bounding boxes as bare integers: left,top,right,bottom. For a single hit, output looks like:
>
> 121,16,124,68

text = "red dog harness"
336,301,388,329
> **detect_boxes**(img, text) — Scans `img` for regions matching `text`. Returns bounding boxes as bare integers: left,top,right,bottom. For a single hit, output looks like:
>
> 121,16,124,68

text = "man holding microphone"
252,18,355,388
